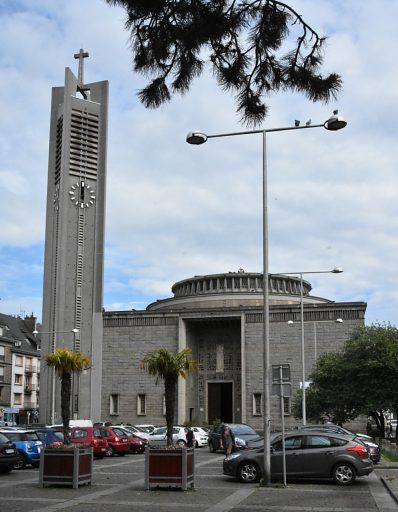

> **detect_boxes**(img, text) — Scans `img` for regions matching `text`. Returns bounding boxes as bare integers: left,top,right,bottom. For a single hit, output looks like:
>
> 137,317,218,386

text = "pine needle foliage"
105,0,342,125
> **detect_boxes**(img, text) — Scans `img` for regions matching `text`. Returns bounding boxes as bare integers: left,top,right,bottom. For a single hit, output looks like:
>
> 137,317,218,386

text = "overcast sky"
0,0,397,326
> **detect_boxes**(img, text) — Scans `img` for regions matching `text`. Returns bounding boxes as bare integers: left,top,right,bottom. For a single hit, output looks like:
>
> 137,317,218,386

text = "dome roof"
147,271,332,311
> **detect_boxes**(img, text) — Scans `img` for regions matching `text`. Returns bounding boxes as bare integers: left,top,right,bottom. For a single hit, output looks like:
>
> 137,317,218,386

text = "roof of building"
0,313,40,355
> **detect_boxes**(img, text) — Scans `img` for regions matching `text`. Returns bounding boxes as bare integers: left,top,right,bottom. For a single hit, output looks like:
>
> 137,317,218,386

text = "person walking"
221,424,235,456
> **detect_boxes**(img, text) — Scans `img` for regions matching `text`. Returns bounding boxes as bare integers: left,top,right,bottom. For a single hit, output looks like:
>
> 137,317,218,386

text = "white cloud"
0,0,397,326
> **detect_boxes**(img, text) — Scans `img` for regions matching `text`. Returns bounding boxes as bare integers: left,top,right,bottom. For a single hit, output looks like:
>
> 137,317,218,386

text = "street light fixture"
287,318,343,360
281,268,343,425
32,328,79,424
186,114,347,486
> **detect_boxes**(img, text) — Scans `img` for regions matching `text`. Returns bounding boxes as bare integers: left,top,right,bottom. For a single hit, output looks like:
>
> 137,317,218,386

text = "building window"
253,393,262,416
15,355,23,367
137,394,146,415
14,393,22,405
109,394,119,415
74,394,79,413
0,367,3,382
0,327,4,337
0,346,4,361
216,344,224,373
283,396,291,416
14,374,23,385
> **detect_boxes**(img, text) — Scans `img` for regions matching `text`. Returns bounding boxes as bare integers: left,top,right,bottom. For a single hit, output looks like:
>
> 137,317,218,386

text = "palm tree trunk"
61,373,72,444
164,375,177,447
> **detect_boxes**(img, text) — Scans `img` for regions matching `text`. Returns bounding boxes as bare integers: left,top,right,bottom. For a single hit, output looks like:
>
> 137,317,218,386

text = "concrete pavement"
0,449,397,512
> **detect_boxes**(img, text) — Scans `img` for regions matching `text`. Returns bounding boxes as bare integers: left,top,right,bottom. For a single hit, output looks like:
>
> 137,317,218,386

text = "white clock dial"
69,181,96,208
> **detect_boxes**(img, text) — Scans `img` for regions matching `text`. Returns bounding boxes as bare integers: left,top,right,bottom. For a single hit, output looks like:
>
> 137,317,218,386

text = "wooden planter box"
39,446,93,489
145,446,194,490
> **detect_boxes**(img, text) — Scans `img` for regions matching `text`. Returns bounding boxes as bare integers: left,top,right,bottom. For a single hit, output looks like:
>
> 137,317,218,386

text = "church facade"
101,272,366,431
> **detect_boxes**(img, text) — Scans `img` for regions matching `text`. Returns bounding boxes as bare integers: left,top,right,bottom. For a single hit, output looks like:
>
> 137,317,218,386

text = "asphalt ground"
0,449,397,512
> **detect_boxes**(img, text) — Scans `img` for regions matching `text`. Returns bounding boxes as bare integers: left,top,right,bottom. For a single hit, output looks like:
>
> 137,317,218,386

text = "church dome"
146,271,332,311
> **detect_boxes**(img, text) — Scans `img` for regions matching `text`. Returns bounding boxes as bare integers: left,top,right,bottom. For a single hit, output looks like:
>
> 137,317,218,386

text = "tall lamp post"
186,112,347,486
33,328,79,424
281,268,343,425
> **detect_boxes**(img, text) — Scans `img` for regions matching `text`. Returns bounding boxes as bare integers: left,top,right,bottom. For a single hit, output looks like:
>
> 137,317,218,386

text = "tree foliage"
295,324,398,437
141,347,197,446
295,324,398,435
46,348,91,444
105,0,342,125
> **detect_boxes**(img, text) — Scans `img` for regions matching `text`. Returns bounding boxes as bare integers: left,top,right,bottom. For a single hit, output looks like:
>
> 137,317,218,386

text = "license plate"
5,449,15,454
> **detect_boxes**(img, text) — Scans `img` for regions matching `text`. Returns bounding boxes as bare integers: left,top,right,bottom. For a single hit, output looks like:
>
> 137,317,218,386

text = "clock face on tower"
69,181,96,208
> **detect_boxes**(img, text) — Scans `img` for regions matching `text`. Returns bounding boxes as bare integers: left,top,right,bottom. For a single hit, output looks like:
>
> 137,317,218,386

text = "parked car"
223,431,373,486
133,424,155,433
69,427,109,459
99,426,130,456
208,423,260,452
147,426,188,447
0,432,19,473
190,427,209,447
0,429,42,469
298,424,381,464
113,426,147,453
31,428,64,447
119,425,151,441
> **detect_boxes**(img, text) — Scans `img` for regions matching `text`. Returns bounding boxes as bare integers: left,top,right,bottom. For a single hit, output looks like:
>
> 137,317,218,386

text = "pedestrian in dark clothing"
186,428,194,447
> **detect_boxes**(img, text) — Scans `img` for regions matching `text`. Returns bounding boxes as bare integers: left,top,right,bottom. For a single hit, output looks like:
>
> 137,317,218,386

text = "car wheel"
176,440,186,447
208,441,216,453
13,452,27,470
106,446,116,457
238,461,261,483
332,463,356,485
195,440,199,448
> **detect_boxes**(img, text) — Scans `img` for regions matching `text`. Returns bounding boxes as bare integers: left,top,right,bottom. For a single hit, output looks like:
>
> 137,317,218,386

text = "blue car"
0,429,42,469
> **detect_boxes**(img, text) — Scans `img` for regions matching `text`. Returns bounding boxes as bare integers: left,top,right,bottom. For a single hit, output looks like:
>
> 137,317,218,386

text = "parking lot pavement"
374,462,398,507
0,449,397,512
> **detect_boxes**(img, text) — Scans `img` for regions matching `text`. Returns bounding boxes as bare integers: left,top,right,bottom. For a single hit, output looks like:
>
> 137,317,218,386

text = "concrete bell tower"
39,50,108,424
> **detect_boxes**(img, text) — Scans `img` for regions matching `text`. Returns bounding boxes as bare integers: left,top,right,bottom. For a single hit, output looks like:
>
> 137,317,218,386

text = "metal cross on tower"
74,48,89,89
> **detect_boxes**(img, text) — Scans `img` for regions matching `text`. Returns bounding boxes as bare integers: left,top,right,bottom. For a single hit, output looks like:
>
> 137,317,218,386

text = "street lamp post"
282,268,343,425
33,328,79,424
186,112,347,486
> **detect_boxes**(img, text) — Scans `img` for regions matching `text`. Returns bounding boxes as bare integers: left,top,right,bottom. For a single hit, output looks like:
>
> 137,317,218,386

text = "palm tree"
46,348,90,444
141,348,197,447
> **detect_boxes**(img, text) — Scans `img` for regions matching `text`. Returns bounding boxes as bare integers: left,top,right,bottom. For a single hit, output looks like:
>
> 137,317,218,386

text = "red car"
69,427,109,459
113,425,148,454
100,426,130,457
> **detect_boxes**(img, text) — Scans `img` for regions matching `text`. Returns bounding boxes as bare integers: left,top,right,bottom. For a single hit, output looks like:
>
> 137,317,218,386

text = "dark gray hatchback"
223,431,373,485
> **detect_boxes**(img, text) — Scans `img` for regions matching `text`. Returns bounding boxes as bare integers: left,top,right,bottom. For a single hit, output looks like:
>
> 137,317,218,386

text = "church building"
102,271,366,431
38,53,366,431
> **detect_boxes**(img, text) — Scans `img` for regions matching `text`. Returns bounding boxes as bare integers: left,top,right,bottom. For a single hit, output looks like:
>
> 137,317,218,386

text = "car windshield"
231,425,257,435
0,433,10,443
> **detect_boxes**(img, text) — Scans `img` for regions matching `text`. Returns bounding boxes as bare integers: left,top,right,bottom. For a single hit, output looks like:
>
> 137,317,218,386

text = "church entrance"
207,382,233,423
